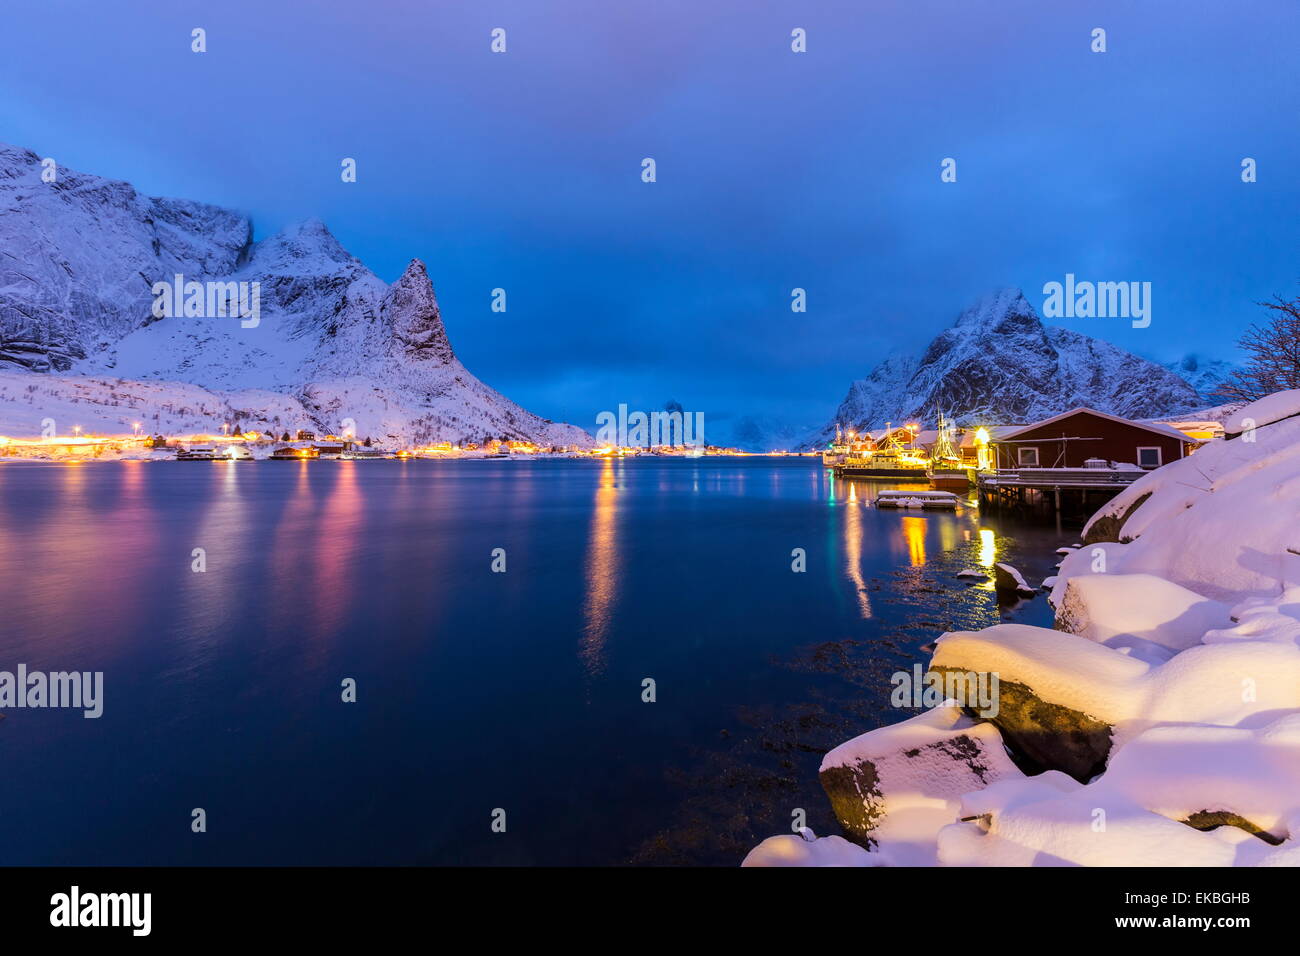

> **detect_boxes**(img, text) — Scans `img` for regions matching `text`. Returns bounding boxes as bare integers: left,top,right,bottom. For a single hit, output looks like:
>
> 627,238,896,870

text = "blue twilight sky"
2,0,1298,432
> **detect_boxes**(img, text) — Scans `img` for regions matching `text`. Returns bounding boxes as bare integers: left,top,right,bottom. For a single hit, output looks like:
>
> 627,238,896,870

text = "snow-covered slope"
0,144,590,447
0,144,249,371
1162,354,1236,404
807,289,1202,446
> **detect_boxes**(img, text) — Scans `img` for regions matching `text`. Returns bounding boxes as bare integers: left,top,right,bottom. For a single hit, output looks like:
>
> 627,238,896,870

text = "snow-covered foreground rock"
747,391,1300,867
0,144,592,448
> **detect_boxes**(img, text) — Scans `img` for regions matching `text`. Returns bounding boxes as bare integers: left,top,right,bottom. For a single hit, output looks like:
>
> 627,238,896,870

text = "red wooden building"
991,407,1195,471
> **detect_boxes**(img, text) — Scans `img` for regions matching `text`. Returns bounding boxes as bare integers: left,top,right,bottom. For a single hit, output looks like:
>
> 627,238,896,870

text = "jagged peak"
383,258,453,363
243,218,362,274
952,287,1037,330
394,257,430,284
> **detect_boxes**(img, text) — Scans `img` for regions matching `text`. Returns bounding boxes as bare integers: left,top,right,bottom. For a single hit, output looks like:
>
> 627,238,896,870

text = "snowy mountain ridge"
807,289,1204,446
0,144,591,447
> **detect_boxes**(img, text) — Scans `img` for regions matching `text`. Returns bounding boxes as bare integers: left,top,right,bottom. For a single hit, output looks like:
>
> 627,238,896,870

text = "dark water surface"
0,457,1070,865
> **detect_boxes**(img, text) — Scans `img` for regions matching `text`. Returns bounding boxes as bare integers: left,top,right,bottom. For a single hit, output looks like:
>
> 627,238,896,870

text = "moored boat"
835,448,929,478
929,467,973,491
832,421,929,478
177,444,217,461
927,413,973,490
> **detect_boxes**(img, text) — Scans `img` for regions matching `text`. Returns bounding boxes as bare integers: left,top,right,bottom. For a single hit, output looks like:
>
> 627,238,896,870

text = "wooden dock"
977,467,1144,518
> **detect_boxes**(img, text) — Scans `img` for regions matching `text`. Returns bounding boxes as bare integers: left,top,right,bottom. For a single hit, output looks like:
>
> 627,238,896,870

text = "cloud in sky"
2,0,1297,428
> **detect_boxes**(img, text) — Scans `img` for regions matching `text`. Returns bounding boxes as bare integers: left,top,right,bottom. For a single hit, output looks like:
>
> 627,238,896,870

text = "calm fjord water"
0,457,1067,865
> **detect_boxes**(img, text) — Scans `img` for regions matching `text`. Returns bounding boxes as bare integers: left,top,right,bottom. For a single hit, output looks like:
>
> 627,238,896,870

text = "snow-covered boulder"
1053,572,1233,663
993,562,1035,596
937,714,1300,866
1224,388,1300,436
818,706,1023,863
932,625,1130,781
932,623,1300,776
741,830,886,867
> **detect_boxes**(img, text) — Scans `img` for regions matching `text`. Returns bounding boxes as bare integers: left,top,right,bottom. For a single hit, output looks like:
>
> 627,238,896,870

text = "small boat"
874,490,962,510
177,444,217,461
340,447,386,460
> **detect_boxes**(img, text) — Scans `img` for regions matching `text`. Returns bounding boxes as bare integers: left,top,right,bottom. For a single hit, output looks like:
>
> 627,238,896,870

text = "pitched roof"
996,407,1190,443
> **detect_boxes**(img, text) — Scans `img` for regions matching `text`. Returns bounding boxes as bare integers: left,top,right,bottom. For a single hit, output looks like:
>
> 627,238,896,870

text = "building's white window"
1137,446,1162,469
1017,447,1039,467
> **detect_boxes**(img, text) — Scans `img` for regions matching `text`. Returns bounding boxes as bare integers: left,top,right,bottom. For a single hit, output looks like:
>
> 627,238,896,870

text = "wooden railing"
982,467,1146,487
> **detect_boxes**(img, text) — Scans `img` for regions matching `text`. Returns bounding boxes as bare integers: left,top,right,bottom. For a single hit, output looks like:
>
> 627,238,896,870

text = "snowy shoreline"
746,391,1300,867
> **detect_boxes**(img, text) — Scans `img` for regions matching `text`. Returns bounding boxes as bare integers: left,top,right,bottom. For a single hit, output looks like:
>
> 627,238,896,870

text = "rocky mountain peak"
383,259,454,363
807,289,1203,447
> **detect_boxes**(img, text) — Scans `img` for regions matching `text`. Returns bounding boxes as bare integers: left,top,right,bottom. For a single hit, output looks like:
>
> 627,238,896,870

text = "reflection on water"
900,516,926,567
842,488,872,619
580,456,619,673
979,527,997,568
0,457,1066,866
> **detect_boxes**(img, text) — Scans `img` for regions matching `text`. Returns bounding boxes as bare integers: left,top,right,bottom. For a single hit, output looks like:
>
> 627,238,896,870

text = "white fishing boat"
340,447,386,460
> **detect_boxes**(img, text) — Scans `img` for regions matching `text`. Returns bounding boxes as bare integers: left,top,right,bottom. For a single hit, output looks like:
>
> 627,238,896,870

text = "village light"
975,427,990,445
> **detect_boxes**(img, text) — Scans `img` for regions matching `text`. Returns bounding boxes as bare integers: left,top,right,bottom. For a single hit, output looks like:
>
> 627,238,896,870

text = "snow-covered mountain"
807,289,1203,447
1160,354,1236,404
0,144,249,372
0,144,591,447
705,413,816,452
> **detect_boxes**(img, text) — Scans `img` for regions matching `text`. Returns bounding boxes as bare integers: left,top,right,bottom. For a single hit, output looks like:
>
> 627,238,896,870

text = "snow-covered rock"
806,288,1202,446
1223,388,1300,436
742,830,886,867
933,624,1300,754
1053,572,1234,663
993,562,1035,596
818,706,1023,864
938,714,1300,866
